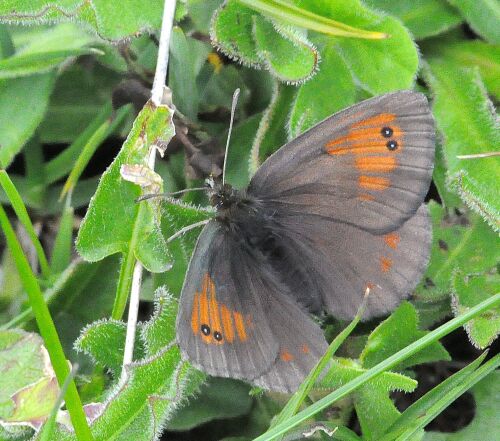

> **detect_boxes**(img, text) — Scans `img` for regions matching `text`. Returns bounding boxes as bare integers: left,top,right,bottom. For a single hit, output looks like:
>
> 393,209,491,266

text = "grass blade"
0,169,51,278
238,0,388,39
0,205,93,440
254,293,500,441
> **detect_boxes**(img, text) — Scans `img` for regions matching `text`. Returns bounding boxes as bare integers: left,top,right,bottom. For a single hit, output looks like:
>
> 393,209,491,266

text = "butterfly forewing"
249,91,435,234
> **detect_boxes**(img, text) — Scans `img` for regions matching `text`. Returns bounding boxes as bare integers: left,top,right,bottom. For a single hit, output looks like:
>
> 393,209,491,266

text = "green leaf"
423,41,500,99
364,0,462,40
415,202,499,302
249,82,295,175
447,0,500,44
425,62,500,231
452,272,500,349
361,302,450,371
0,73,55,168
0,330,58,430
289,42,355,138
252,17,319,84
432,143,463,209
53,290,205,441
424,370,500,441
0,0,165,42
0,23,98,79
76,99,174,273
168,378,252,430
295,0,418,94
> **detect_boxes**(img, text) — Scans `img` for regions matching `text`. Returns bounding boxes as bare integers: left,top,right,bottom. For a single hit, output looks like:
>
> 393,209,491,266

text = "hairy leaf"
452,272,500,349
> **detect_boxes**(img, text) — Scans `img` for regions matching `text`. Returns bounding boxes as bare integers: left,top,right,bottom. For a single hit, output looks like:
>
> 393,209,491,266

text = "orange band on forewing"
199,277,210,342
351,113,396,128
208,276,222,344
233,311,248,342
359,176,390,191
355,156,397,173
380,257,393,273
384,232,400,249
221,305,235,343
191,293,200,335
359,193,375,201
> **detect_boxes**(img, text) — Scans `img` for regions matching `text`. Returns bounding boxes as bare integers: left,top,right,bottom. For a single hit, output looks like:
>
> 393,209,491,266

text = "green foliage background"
0,1,498,440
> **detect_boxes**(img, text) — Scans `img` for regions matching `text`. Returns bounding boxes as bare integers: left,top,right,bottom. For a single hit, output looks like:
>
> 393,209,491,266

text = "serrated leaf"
0,73,54,168
0,23,97,79
423,41,500,99
361,302,450,371
76,99,174,273
168,378,252,431
289,42,355,138
0,0,165,43
415,202,500,302
452,272,500,349
0,330,59,431
295,0,418,94
447,0,500,44
364,0,462,40
424,371,500,441
425,62,500,231
252,17,319,84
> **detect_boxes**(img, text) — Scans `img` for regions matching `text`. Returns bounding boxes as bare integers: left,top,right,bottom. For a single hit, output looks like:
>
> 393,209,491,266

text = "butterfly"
176,91,435,393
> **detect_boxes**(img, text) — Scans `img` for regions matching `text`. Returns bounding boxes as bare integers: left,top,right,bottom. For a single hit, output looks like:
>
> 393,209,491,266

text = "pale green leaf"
452,272,500,349
0,73,54,168
364,0,462,39
447,0,500,44
425,62,500,231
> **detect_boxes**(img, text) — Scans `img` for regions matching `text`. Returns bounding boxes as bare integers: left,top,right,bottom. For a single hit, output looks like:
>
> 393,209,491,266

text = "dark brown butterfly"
176,91,435,393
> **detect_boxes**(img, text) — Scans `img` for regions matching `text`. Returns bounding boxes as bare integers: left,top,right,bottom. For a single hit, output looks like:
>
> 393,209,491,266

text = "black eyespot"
214,331,223,341
386,140,398,151
381,127,393,138
201,324,211,336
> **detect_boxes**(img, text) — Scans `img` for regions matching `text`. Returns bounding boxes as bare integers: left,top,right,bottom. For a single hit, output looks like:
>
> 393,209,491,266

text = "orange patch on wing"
366,282,375,290
351,113,396,129
359,176,390,191
355,155,397,173
384,232,400,249
221,305,235,343
359,193,375,201
280,350,294,362
233,311,248,342
207,276,223,345
191,293,200,335
380,257,393,273
199,276,211,342
301,344,310,354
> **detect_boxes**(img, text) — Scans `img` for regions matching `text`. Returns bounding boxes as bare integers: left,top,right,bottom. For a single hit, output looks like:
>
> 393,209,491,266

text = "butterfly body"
176,91,435,392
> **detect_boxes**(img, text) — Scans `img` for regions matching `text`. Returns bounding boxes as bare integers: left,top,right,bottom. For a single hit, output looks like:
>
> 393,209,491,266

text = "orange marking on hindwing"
280,350,294,362
355,156,397,173
191,293,200,335
220,305,235,343
358,176,390,191
359,193,375,201
380,257,393,273
384,232,400,249
301,344,310,354
233,311,248,342
366,282,375,290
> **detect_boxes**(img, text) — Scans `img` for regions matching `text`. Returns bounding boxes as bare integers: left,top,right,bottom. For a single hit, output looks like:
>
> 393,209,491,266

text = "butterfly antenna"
222,88,240,185
136,187,206,202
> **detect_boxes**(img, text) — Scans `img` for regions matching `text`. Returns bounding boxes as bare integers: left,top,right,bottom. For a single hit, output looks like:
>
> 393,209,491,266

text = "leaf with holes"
415,202,499,303
425,62,500,232
76,98,174,273
452,271,500,350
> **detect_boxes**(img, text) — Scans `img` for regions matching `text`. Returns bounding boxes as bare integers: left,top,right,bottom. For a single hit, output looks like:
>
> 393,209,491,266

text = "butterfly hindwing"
176,221,327,390
272,204,431,320
249,91,435,234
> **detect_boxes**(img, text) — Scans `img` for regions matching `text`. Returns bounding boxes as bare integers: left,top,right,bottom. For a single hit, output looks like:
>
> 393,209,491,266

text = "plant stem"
255,292,500,441
0,205,93,441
